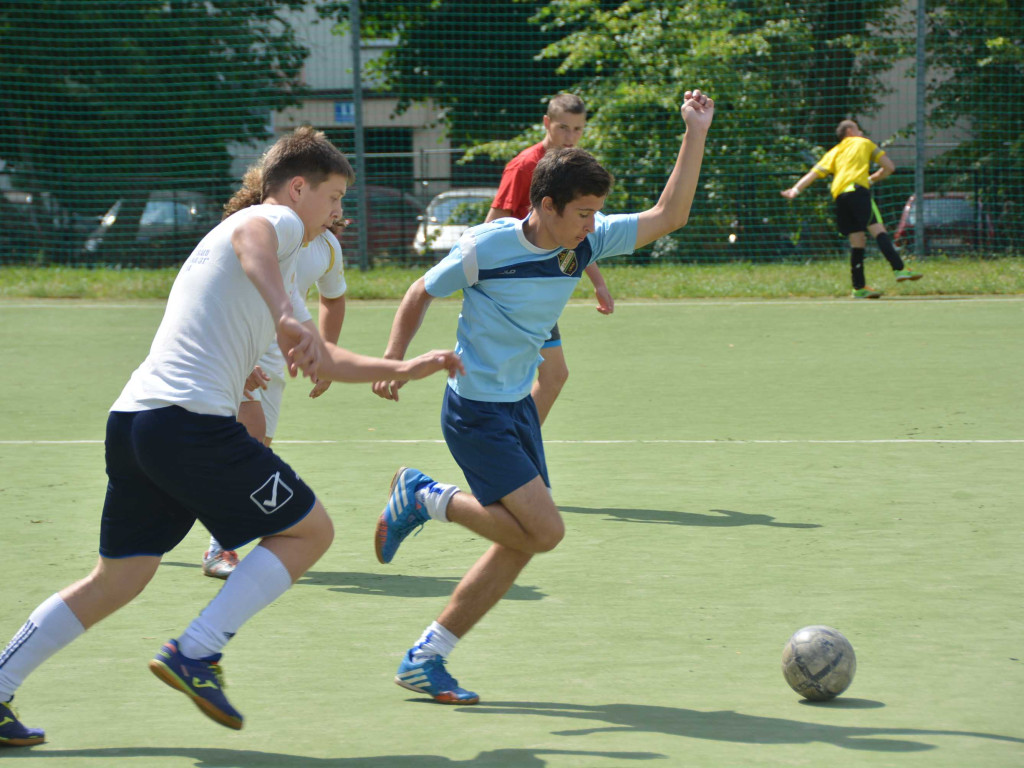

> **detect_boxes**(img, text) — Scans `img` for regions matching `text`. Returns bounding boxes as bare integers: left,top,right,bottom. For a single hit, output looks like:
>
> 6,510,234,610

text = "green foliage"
927,0,1024,248
527,0,904,262
340,0,580,144
0,0,313,260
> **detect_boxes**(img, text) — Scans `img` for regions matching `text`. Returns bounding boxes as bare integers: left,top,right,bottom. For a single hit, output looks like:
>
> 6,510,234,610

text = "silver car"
413,188,499,257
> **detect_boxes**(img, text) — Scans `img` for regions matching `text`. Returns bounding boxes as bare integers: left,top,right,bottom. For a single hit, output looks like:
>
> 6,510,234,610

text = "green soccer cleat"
852,287,883,299
895,269,923,282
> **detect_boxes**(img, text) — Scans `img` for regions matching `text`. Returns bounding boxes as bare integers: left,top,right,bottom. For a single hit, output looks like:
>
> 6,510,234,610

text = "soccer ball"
781,625,856,701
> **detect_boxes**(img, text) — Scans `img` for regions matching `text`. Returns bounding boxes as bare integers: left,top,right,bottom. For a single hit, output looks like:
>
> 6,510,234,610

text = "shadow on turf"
0,746,664,766
561,506,820,529
458,701,1024,753
160,562,546,600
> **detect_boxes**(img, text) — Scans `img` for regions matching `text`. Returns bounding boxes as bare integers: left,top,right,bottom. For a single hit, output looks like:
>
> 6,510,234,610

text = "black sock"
850,248,866,289
876,233,905,271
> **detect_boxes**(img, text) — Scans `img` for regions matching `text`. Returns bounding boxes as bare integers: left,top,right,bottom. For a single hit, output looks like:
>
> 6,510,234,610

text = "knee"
311,508,335,555
531,518,565,553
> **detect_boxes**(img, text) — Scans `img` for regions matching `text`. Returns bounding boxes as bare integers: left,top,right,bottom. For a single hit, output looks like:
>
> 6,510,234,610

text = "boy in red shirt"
486,93,612,421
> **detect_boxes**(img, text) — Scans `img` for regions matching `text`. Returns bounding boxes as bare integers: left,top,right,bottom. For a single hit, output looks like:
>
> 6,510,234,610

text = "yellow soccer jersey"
813,136,885,199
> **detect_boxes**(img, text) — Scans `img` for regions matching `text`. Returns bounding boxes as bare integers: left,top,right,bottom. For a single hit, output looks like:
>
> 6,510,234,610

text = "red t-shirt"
491,141,546,219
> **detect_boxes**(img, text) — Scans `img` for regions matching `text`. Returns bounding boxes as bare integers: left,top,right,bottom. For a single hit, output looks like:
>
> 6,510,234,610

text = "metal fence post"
350,0,369,271
914,0,927,258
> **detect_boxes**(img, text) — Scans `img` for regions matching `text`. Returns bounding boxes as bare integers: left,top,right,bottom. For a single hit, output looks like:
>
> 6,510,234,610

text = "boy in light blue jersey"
371,89,715,705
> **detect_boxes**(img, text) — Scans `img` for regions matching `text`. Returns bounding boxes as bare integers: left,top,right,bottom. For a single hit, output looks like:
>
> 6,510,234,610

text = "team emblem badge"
557,249,577,275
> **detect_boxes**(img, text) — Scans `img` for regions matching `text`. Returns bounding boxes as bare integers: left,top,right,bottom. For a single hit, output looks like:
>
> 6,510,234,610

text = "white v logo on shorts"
250,471,294,514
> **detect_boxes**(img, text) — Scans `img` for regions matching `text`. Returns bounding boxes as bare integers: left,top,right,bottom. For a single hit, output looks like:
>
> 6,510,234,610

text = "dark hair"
546,93,586,119
836,119,859,140
530,147,613,213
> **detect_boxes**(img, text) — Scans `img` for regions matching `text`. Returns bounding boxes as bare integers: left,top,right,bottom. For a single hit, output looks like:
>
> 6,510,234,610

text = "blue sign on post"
334,102,355,125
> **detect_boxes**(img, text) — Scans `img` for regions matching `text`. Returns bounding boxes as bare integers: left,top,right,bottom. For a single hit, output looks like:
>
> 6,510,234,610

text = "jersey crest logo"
250,471,294,514
557,249,577,275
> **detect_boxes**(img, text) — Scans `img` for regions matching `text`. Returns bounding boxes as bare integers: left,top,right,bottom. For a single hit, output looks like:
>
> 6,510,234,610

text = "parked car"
0,188,85,262
413,188,498,258
81,189,218,265
893,192,996,253
338,185,425,263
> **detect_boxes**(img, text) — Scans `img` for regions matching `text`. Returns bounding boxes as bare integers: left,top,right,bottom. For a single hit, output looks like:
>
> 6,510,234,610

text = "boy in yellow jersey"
782,119,922,298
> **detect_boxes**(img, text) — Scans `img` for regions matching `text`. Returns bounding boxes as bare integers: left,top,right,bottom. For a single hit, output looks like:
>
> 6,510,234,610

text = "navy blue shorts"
441,387,549,506
99,406,317,558
542,322,562,349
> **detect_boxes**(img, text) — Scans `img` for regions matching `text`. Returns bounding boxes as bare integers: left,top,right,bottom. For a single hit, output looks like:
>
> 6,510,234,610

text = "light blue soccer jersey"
424,212,638,402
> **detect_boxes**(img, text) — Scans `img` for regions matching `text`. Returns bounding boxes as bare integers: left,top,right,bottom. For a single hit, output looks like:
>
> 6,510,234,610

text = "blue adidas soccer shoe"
395,652,479,705
148,639,243,730
0,698,44,747
375,467,432,564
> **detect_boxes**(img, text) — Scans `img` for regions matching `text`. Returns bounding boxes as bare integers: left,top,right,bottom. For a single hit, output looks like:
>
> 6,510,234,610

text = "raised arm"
372,277,436,401
634,90,715,250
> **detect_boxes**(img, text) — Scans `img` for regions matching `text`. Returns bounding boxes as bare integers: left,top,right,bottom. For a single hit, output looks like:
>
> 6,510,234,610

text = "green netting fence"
0,1,1019,268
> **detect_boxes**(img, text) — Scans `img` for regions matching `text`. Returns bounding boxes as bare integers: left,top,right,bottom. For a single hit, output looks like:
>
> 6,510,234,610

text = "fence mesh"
0,0,1019,268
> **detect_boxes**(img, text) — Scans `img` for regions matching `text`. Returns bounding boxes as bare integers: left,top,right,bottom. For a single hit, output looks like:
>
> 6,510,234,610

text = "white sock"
178,545,292,659
207,536,223,556
409,621,459,663
415,482,459,523
0,594,85,700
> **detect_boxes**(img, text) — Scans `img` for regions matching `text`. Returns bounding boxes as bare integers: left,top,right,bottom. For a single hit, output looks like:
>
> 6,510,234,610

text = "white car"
413,188,498,257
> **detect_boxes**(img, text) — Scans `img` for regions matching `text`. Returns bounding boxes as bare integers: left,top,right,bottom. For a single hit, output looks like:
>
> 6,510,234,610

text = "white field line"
2,438,1021,446
2,295,1024,311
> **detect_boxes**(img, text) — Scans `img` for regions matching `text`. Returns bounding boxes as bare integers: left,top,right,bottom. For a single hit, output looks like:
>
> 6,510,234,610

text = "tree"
335,0,583,145
0,0,312,264
927,0,1023,250
528,0,904,261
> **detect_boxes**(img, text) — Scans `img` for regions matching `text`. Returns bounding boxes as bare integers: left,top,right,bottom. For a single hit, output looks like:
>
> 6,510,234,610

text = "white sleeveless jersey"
253,227,346,381
111,204,311,417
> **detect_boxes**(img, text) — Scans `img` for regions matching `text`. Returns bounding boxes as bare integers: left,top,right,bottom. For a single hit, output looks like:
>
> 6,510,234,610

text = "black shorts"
834,186,883,235
99,406,317,558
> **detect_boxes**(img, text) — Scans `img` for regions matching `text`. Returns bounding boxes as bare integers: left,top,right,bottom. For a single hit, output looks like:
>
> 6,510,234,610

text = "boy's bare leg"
437,543,533,637
531,345,569,426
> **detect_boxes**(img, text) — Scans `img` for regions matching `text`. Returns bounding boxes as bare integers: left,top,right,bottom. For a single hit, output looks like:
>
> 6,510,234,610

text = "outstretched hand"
780,188,800,199
404,349,465,381
681,89,714,133
372,350,464,402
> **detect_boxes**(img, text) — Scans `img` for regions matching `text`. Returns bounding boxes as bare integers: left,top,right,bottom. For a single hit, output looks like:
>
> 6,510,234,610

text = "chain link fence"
1,1,1019,268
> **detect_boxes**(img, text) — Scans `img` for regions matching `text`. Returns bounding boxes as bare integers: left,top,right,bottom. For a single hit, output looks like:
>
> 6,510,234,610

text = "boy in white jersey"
201,169,351,579
370,90,714,704
0,126,462,745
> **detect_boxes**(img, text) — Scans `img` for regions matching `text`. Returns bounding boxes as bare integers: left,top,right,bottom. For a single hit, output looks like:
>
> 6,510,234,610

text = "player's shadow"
159,563,545,600
561,506,819,529
460,700,1024,753
0,746,663,767
296,570,545,600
